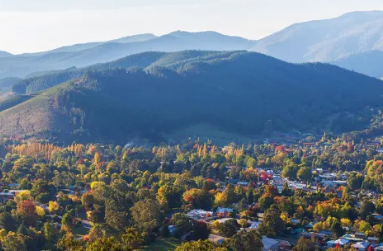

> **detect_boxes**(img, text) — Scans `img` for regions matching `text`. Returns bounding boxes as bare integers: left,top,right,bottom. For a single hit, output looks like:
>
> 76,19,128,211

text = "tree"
360,200,375,219
57,233,86,251
1,232,27,251
44,222,59,244
17,200,38,226
192,220,210,240
62,213,74,231
258,206,285,237
297,167,312,183
171,213,194,237
340,218,352,228
183,189,213,210
131,199,162,233
121,228,144,249
0,212,16,231
175,240,228,251
36,206,45,217
258,194,274,211
105,199,129,232
218,219,240,237
281,165,299,180
86,237,123,251
49,201,60,214
228,230,263,251
347,173,363,190
293,237,314,251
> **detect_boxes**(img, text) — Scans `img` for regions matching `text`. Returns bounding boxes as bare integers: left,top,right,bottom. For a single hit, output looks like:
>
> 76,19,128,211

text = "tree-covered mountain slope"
12,51,242,94
1,52,383,144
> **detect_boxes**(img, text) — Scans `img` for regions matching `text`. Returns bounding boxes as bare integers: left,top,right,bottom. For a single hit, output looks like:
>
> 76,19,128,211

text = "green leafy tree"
171,213,194,237
44,222,59,244
0,212,16,231
175,240,228,251
121,228,144,249
258,206,285,237
218,219,240,237
2,232,27,251
293,237,314,251
227,230,263,251
130,199,162,233
297,167,312,183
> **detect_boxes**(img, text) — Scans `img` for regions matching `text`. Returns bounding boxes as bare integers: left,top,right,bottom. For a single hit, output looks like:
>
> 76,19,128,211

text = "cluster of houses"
183,204,383,251
182,207,290,251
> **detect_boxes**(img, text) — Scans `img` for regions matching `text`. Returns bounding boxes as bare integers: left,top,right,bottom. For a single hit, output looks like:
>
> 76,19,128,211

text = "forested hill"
1,51,383,144
12,51,243,94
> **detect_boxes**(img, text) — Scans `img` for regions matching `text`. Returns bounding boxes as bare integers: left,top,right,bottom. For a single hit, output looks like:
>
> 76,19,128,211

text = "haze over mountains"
1,11,383,79
0,31,255,78
252,11,383,62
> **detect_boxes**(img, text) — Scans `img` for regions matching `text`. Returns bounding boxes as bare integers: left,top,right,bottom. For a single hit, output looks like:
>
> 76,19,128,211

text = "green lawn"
144,238,182,251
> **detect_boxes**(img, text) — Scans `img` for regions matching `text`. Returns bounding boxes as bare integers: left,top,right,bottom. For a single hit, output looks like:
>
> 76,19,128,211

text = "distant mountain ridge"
251,11,383,63
330,50,383,79
0,51,12,58
2,12,383,79
0,31,255,78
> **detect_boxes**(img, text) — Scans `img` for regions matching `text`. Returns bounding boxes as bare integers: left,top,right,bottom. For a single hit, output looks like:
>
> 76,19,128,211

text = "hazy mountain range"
1,11,383,79
252,11,383,62
0,31,255,78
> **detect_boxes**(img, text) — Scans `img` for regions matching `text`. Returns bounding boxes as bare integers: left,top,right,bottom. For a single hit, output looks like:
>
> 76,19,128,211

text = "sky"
1,0,383,54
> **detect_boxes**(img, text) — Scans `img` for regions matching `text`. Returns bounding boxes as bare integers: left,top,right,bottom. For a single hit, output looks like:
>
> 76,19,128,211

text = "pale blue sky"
1,0,383,54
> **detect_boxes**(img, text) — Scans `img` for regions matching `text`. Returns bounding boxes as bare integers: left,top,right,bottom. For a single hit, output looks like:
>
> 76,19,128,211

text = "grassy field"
144,238,182,251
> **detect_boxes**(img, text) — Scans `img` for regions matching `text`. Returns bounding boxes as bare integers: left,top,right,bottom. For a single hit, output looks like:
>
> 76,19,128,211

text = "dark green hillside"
2,52,383,143
12,51,241,95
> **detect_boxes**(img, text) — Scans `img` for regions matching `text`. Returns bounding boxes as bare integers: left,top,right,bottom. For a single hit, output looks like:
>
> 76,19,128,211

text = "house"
262,237,281,251
227,178,240,185
341,234,364,243
209,234,226,245
352,242,370,251
368,237,379,244
215,218,233,224
355,232,367,239
7,183,19,189
327,239,350,247
168,225,178,236
186,209,213,221
291,219,300,224
373,214,383,221
319,230,333,238
247,221,259,230
304,222,316,230
301,232,326,241
216,207,234,216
